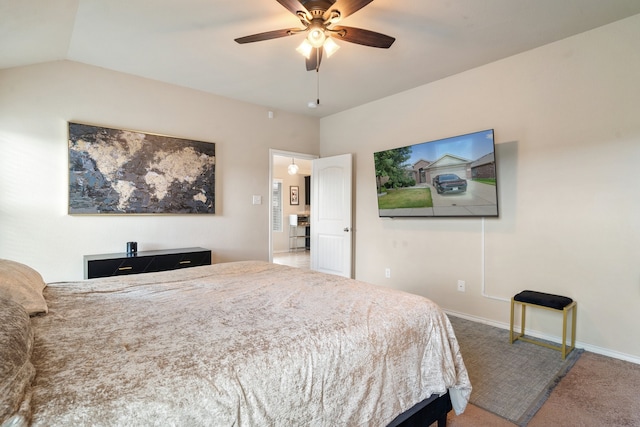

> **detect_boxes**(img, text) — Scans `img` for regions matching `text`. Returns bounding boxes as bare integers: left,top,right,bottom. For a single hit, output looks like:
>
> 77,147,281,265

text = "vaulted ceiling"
2,1,639,117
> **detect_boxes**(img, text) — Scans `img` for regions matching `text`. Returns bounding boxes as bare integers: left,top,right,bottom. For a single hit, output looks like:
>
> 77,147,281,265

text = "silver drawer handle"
179,260,192,264
118,266,133,271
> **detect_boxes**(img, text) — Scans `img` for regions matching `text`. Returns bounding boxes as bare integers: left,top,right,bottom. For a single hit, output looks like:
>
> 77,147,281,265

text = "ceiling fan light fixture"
323,37,340,57
307,22,326,48
296,39,313,59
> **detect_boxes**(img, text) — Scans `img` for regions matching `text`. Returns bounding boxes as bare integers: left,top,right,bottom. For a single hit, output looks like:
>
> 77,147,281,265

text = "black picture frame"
68,122,215,214
290,186,299,205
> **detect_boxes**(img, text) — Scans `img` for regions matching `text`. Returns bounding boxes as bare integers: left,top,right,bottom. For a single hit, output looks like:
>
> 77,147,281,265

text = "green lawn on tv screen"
377,188,433,209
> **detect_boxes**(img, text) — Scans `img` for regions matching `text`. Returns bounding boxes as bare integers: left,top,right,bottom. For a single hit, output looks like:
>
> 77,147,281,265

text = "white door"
311,153,353,277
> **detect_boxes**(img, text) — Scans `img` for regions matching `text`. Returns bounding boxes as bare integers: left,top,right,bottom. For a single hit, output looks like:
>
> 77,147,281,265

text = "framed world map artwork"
68,122,215,214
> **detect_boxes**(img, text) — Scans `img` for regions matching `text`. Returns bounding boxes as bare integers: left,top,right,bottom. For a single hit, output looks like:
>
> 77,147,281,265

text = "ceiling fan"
234,0,395,71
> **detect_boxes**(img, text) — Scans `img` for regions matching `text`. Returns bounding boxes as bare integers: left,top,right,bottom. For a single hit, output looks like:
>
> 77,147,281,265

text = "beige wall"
320,15,640,361
0,60,319,281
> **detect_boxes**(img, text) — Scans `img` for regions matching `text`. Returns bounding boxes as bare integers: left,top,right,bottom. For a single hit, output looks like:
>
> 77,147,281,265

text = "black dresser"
83,247,212,279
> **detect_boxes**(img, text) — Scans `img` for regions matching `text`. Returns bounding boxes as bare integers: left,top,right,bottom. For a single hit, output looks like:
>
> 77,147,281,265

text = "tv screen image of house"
374,129,498,218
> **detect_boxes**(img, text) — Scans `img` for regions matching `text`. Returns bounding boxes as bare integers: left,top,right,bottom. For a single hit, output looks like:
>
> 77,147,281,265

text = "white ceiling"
2,1,640,118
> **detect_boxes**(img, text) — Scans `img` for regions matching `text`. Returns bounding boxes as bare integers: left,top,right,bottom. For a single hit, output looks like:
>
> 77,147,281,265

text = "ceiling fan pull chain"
316,63,320,106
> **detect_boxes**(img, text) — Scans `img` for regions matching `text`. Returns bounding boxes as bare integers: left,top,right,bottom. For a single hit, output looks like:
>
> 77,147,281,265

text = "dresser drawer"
145,250,211,272
84,248,212,279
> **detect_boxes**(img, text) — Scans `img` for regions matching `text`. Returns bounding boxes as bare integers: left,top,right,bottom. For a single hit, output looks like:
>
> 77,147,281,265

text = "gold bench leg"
562,302,578,359
510,299,527,345
510,298,515,343
562,306,568,359
571,302,577,349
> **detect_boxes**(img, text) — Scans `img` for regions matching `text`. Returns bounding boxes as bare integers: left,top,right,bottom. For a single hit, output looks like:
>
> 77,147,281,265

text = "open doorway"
269,149,317,268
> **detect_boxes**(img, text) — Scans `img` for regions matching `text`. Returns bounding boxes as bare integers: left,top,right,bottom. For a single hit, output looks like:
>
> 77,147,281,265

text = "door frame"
268,149,318,263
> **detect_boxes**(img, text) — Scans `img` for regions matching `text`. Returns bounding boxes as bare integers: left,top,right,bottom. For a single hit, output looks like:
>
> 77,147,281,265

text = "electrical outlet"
385,268,391,278
457,280,466,292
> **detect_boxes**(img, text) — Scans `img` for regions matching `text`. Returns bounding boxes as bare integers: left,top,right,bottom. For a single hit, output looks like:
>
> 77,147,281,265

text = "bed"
1,258,471,426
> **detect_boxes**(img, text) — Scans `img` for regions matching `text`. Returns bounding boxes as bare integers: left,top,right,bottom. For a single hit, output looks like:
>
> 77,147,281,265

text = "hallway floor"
273,251,310,269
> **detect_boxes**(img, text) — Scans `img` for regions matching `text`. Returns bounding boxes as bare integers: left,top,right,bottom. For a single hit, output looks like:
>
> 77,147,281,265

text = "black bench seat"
514,290,573,310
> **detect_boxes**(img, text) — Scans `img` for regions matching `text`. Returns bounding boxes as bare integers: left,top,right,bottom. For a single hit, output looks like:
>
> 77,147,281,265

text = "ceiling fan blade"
305,47,323,71
326,0,373,19
330,26,395,48
234,28,301,44
276,0,309,17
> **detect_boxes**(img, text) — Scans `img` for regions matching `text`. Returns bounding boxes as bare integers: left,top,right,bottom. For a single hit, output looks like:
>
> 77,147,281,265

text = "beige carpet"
443,351,640,426
528,352,640,426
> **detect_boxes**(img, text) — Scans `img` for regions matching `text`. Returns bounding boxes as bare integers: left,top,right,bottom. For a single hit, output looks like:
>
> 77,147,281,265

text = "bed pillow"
0,297,35,427
0,259,48,316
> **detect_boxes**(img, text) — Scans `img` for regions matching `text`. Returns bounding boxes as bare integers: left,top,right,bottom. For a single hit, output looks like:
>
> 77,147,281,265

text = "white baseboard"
444,309,640,366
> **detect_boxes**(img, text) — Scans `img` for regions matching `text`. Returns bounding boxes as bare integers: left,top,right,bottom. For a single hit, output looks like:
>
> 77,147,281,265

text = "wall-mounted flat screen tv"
374,129,498,218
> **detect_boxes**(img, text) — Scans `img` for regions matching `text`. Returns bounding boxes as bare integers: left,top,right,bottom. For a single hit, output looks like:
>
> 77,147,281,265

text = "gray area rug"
448,316,583,426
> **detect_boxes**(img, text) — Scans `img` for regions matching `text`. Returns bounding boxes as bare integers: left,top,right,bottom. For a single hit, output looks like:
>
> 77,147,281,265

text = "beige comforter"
30,261,470,426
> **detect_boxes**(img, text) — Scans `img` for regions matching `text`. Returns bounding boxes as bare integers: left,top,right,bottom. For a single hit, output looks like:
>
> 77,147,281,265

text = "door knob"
343,227,351,232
